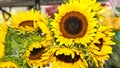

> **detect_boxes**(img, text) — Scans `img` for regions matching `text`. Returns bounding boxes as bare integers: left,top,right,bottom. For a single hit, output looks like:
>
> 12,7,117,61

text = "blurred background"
0,0,63,22
0,0,115,22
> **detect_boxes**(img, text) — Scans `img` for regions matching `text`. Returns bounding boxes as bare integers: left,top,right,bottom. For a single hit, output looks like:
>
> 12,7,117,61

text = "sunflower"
0,61,18,68
0,43,5,59
37,21,52,41
0,22,8,59
89,25,115,67
42,46,88,68
89,0,102,12
50,0,98,46
10,9,47,31
0,22,8,43
25,41,50,68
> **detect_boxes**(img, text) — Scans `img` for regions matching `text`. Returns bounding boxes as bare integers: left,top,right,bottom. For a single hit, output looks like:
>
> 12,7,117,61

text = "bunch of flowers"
0,0,116,68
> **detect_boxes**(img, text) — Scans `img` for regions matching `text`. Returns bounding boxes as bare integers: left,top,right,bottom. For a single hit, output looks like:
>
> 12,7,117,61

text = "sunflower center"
94,38,104,51
29,47,45,60
65,17,82,35
60,11,88,38
55,53,80,63
19,20,34,27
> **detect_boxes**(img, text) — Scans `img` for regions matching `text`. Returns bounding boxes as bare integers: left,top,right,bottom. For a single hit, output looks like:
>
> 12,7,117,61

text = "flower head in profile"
10,9,48,31
89,25,115,67
42,46,88,68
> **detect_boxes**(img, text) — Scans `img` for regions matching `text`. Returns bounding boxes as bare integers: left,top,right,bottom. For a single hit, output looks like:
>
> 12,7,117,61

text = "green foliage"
46,16,53,28
104,30,120,68
2,27,44,67
116,7,120,12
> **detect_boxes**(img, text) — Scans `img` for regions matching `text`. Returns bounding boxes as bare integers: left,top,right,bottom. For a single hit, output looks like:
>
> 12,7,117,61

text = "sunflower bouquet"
0,0,116,68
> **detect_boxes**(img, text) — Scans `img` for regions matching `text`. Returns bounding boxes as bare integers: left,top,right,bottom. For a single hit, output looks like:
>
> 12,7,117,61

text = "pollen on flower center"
60,11,88,39
19,20,34,27
29,47,45,60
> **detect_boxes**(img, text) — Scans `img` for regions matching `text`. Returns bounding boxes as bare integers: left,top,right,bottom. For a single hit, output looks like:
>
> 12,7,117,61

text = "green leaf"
14,36,24,44
113,30,120,42
32,35,44,42
116,7,120,12
104,30,120,68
